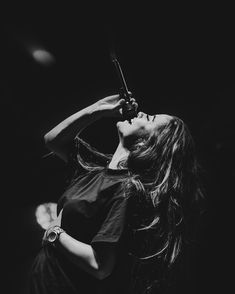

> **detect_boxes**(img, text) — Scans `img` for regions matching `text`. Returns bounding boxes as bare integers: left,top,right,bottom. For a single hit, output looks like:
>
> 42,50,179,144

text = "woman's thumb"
117,98,125,108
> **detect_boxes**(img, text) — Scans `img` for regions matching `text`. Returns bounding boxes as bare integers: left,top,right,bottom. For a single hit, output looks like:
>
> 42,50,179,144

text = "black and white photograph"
1,3,234,294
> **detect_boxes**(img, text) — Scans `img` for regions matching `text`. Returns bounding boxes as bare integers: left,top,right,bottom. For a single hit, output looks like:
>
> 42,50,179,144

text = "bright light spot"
31,48,55,66
35,202,57,230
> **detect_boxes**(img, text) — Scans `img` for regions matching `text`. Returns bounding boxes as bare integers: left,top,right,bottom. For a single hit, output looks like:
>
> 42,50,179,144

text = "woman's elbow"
44,132,62,151
87,259,112,280
91,258,114,280
96,267,113,280
44,132,55,146
92,246,116,280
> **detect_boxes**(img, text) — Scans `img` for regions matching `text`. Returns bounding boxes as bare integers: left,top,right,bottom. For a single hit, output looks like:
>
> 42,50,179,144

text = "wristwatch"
46,226,65,245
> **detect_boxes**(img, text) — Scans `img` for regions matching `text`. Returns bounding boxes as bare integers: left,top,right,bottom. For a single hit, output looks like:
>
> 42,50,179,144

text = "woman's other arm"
44,94,125,162
43,210,116,280
57,232,116,280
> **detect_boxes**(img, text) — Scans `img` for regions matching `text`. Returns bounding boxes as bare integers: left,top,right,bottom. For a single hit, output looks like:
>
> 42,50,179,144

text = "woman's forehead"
145,114,173,134
153,114,173,123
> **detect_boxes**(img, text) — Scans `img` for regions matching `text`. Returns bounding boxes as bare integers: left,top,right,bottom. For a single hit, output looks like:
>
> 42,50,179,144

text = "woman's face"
117,112,173,147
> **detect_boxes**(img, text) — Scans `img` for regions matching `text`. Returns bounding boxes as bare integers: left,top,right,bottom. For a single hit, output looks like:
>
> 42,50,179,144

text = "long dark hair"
122,116,204,293
74,116,204,293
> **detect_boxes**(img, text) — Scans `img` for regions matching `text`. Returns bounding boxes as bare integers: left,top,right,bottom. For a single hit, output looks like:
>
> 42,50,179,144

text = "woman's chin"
116,120,130,130
116,120,124,128
117,119,131,125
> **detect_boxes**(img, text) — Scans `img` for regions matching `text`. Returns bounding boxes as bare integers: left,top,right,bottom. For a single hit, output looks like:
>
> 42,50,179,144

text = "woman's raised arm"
44,94,125,162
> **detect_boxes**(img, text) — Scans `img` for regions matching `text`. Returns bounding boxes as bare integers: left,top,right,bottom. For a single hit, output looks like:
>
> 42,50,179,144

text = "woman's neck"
108,142,129,170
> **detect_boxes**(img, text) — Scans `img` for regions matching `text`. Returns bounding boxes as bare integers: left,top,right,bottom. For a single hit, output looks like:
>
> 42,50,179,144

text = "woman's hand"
96,94,138,118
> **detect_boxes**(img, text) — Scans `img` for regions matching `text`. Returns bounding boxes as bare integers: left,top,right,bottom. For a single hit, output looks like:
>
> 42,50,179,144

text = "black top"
28,138,134,294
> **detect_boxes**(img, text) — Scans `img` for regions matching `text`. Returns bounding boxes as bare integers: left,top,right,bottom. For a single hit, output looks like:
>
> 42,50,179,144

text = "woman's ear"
135,138,147,150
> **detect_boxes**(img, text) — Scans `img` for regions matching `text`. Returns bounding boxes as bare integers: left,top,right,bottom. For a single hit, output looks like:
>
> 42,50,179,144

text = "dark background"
1,2,234,293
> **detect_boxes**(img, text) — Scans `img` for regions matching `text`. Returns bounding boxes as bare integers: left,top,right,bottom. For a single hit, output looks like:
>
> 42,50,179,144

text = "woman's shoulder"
67,165,127,190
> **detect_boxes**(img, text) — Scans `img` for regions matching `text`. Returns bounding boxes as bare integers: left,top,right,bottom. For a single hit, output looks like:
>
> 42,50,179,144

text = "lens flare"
30,48,55,66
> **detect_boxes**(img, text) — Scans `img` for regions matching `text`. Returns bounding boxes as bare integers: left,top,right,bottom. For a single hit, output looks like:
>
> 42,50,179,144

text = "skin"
108,112,173,169
43,93,173,280
43,94,129,280
117,112,173,145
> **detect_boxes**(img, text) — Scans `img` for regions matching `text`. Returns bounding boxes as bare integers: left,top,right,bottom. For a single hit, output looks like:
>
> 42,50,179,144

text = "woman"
29,94,203,294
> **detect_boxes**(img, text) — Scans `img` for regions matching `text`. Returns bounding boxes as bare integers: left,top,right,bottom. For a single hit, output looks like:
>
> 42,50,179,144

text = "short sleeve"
91,194,128,246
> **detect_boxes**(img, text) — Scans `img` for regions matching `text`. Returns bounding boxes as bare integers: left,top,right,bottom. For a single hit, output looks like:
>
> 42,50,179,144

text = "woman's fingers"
129,98,138,111
98,94,138,118
115,97,138,115
112,99,125,117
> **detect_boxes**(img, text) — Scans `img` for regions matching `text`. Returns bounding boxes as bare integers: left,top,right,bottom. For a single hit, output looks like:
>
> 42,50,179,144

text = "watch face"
48,231,57,243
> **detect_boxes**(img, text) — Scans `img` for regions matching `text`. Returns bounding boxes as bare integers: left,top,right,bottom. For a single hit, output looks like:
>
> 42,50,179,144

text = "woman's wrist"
88,101,105,118
94,95,124,118
42,226,65,247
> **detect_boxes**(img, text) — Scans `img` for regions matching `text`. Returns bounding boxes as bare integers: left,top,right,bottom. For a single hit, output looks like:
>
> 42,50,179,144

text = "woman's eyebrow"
152,115,156,122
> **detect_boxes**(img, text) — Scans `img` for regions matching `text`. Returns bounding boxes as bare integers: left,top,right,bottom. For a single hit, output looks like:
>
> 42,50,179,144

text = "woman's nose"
137,112,146,118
